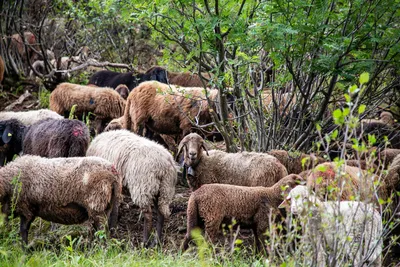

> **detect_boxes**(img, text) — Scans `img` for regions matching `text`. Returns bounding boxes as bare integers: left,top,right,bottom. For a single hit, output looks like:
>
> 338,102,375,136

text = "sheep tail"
108,181,121,230
157,161,178,219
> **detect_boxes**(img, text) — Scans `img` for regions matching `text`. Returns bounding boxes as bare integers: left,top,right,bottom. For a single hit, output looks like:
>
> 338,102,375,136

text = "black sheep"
89,70,151,90
23,119,90,158
0,119,26,166
0,118,90,166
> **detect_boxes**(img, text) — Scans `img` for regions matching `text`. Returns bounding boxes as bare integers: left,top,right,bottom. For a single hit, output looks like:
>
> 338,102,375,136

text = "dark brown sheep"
182,174,302,252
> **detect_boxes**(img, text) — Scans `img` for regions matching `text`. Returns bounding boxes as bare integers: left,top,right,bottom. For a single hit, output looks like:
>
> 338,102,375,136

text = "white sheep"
0,109,63,125
86,129,178,246
280,185,382,267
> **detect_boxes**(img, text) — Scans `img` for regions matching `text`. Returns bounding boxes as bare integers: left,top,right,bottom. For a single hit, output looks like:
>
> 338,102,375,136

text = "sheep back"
0,109,63,125
50,83,125,120
86,129,177,218
267,150,325,174
23,118,90,158
188,150,288,189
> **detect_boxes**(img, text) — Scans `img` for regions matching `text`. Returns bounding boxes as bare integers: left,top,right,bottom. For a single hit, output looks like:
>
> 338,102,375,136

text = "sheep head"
105,117,124,132
145,66,168,84
380,111,394,125
0,120,17,166
279,185,320,215
115,84,130,100
176,133,209,167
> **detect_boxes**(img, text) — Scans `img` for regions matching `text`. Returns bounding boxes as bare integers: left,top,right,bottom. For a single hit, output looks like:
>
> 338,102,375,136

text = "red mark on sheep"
72,127,84,137
111,165,119,175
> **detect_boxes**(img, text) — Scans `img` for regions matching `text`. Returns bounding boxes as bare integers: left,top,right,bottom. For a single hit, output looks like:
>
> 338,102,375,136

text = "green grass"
0,217,266,267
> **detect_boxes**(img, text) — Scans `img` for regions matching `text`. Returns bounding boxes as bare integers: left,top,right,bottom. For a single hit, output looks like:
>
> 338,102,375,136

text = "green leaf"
359,72,370,84
349,85,358,94
316,123,321,132
358,104,366,114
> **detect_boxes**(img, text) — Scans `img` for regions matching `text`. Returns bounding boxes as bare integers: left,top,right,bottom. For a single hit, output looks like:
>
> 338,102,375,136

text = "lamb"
182,174,302,252
86,130,177,245
177,133,288,190
49,83,126,133
145,66,209,87
0,155,121,244
280,185,382,267
124,81,218,142
266,150,325,174
0,118,90,166
0,109,63,125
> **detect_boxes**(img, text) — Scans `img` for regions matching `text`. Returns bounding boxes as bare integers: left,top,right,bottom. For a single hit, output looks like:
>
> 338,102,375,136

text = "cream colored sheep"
86,129,177,246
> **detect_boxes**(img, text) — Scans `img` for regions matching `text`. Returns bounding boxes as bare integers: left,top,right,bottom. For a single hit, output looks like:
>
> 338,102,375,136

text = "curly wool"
183,174,301,251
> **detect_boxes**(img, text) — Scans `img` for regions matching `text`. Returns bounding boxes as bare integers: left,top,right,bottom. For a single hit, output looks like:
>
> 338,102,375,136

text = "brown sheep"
0,55,4,85
362,111,395,126
10,31,39,64
124,81,218,141
306,162,376,201
345,159,378,171
145,66,209,87
176,133,288,190
182,174,302,252
50,83,126,134
267,150,326,174
376,148,400,169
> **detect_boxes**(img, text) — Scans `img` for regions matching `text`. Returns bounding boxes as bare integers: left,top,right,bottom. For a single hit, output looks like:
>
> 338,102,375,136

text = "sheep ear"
175,142,186,161
2,125,13,144
278,196,291,209
201,142,209,156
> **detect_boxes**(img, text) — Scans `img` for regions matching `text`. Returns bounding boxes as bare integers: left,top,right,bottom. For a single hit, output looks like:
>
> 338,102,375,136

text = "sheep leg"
205,219,222,245
142,206,153,247
155,205,165,245
20,215,34,245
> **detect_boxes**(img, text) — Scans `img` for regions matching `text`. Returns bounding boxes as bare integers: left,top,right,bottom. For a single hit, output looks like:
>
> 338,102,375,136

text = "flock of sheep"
0,65,400,266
